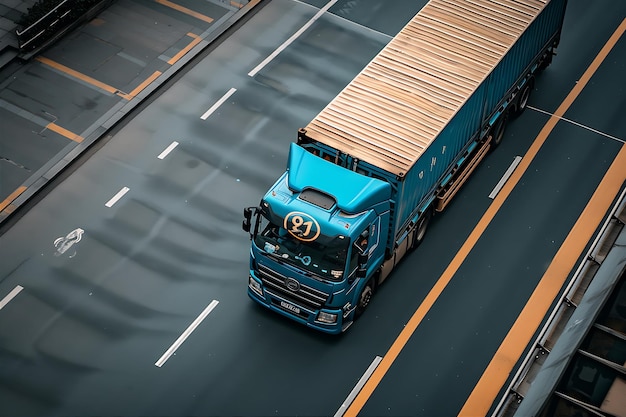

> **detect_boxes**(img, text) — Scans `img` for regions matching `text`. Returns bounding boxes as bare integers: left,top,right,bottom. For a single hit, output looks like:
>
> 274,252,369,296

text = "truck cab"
243,143,391,334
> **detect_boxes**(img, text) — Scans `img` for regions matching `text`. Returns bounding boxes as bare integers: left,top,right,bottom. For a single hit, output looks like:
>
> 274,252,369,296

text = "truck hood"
287,143,391,214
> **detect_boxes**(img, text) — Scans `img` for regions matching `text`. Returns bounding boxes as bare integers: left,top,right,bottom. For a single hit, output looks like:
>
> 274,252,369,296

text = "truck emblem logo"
284,211,320,242
285,278,300,292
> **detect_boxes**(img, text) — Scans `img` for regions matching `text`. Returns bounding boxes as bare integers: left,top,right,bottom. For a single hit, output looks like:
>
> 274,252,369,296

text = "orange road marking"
460,147,626,416
344,16,626,417
0,186,27,212
155,0,214,23
459,18,626,417
36,57,162,101
119,71,163,100
231,0,244,8
167,33,202,65
46,122,84,143
36,56,120,96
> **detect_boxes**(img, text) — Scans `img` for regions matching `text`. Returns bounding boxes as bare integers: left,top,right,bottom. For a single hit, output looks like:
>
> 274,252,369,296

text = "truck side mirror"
356,252,368,278
243,207,254,233
357,229,369,253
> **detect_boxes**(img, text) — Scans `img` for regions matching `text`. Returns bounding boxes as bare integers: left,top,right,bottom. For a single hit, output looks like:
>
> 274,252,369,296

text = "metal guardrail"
493,185,626,417
17,0,71,51
15,0,111,53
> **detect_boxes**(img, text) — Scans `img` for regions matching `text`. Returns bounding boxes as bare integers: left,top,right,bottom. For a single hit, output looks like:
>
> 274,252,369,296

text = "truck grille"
257,264,330,310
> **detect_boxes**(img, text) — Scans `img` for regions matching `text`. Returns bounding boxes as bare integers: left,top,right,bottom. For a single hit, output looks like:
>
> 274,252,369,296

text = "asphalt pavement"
0,0,625,415
0,0,263,226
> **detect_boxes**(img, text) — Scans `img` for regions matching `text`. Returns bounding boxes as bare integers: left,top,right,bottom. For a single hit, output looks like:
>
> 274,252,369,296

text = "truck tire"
355,278,375,317
539,51,553,70
515,78,534,115
411,208,432,250
489,112,508,149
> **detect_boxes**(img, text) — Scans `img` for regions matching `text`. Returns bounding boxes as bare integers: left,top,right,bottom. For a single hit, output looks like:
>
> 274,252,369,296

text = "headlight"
317,311,337,324
249,276,263,296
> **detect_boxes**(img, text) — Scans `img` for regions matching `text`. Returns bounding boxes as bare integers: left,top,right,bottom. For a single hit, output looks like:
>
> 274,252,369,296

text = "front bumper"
248,274,346,335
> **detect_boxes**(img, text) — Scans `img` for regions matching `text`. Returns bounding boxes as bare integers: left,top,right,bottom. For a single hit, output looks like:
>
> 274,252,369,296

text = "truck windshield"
254,212,348,281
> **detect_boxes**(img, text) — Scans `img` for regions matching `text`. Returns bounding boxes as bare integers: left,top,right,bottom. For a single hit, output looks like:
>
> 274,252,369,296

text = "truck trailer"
243,0,568,334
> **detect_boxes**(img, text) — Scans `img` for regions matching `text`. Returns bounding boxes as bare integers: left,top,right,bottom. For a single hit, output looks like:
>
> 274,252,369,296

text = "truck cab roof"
286,143,391,215
262,144,391,239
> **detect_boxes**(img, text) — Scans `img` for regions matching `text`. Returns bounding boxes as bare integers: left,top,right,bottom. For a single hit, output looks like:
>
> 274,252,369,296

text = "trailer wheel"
411,208,432,250
355,278,375,317
515,78,534,115
539,51,553,70
489,112,508,149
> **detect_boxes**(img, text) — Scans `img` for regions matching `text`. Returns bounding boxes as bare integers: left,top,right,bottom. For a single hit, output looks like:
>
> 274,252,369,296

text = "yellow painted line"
344,17,626,417
0,186,27,212
46,122,84,143
36,56,120,96
155,0,214,23
230,0,244,8
461,148,626,417
118,71,163,100
36,56,162,101
167,33,202,65
459,18,626,417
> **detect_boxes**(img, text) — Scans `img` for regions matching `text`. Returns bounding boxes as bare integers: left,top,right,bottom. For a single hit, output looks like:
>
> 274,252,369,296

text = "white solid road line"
247,0,339,77
105,186,130,208
0,285,24,310
334,355,383,417
200,88,237,120
489,156,522,199
528,106,625,144
155,299,220,368
158,141,179,159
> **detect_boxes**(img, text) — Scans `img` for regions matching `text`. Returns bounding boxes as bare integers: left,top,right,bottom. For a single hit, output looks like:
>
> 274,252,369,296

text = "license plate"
280,300,300,314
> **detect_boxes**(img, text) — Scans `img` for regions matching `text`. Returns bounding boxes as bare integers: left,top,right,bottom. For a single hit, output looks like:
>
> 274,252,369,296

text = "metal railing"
15,0,110,53
17,0,71,51
492,185,626,417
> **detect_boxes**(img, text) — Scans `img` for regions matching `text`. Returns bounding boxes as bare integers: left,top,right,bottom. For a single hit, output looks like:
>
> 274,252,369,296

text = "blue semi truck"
243,0,568,334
